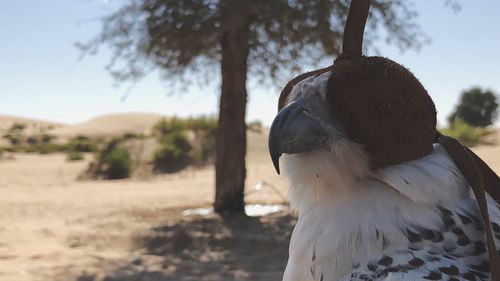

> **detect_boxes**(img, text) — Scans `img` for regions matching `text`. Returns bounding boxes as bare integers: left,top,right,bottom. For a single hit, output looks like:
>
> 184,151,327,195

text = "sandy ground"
0,130,291,281
0,114,498,281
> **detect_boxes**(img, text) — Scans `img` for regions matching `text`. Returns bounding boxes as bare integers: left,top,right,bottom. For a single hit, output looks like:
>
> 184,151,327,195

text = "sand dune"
49,113,166,138
0,113,167,139
0,115,63,132
0,115,64,146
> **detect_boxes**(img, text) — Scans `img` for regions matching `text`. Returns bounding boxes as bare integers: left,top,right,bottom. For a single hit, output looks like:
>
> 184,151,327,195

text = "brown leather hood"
327,56,436,167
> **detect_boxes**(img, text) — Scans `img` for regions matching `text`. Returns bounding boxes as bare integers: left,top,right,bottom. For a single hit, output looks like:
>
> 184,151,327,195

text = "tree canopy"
80,0,430,87
448,87,498,127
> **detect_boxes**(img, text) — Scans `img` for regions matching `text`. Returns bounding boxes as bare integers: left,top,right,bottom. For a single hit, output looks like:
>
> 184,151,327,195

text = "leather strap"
438,132,500,279
338,0,371,60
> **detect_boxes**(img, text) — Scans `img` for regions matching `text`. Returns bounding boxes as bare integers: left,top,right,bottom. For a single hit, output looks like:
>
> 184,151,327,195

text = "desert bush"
189,116,217,165
2,146,15,153
152,117,186,137
26,134,56,145
153,116,218,137
190,130,216,165
1,144,20,153
67,151,84,161
15,143,67,154
81,139,132,179
91,139,132,179
153,131,192,172
2,133,22,146
151,116,218,171
35,144,63,154
440,118,492,146
10,123,26,132
26,136,38,145
248,120,263,132
2,123,58,152
68,136,98,152
2,123,27,146
40,134,55,144
185,116,218,133
103,147,132,179
122,132,143,140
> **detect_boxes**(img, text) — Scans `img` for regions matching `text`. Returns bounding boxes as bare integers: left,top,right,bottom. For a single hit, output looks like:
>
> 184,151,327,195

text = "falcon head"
269,57,437,200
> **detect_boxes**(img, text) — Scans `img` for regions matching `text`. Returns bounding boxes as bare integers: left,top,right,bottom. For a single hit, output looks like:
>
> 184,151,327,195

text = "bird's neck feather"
281,147,456,281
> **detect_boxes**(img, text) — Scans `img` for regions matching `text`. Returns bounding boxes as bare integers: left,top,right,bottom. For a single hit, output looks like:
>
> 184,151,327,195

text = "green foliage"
68,136,98,152
122,132,142,140
2,146,15,153
104,147,132,179
2,123,58,152
40,134,55,144
2,133,22,146
3,143,67,154
152,116,218,137
25,134,55,145
190,132,216,165
190,117,218,165
91,139,132,179
2,123,27,146
80,0,430,85
448,87,498,127
153,131,192,172
10,123,26,132
151,116,218,170
152,117,186,137
248,120,263,132
67,151,84,161
96,139,132,179
440,119,492,146
185,116,218,134
33,143,68,154
26,136,38,145
33,143,66,154
82,139,132,180
186,116,218,164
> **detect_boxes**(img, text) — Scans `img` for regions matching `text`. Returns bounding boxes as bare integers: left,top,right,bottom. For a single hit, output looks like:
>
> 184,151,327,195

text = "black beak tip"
269,111,285,175
271,153,281,175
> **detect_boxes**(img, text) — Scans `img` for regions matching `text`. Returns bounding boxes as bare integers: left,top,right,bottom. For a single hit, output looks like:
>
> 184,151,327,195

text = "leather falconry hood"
276,0,500,276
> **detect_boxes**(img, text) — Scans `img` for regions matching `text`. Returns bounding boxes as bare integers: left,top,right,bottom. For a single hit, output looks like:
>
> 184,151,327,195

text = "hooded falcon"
268,1,500,280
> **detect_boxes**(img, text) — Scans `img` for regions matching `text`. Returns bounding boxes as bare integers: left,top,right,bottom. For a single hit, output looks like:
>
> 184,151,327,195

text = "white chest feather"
280,144,495,281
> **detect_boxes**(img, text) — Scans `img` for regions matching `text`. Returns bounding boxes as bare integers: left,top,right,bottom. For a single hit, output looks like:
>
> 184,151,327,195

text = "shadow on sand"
72,212,296,281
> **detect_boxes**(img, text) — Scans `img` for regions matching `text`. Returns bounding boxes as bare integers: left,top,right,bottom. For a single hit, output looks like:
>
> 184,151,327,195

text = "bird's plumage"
278,73,499,281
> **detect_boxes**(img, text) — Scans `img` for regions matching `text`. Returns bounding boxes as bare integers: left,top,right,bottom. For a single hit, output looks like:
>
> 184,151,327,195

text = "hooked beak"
268,99,329,174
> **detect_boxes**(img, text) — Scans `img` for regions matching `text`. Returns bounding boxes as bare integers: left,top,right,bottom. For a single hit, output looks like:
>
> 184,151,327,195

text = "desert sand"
0,114,288,281
0,114,498,281
0,115,62,132
50,113,166,139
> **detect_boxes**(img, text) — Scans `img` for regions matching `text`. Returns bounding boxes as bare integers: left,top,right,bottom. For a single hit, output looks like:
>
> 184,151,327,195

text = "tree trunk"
214,1,251,215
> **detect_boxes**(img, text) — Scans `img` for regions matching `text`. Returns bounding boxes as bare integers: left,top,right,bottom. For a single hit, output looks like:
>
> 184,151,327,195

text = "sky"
0,0,499,127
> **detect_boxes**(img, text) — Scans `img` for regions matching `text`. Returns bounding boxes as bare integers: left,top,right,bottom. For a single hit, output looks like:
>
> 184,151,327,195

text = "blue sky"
1,0,499,126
